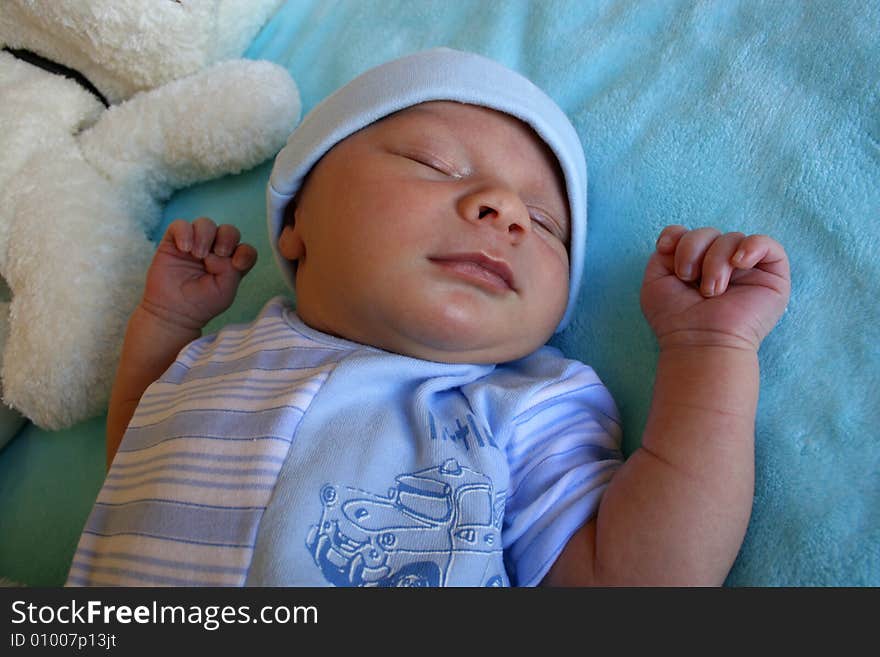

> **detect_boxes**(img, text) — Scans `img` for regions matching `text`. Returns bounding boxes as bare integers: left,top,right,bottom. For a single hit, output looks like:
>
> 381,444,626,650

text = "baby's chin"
374,304,554,365
298,286,561,364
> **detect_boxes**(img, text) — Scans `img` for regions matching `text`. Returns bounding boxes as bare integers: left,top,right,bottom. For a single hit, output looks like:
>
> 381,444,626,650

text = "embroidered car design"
306,458,505,587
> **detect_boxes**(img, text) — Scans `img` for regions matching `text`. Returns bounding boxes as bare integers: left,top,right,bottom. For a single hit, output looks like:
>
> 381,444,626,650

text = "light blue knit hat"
267,47,587,331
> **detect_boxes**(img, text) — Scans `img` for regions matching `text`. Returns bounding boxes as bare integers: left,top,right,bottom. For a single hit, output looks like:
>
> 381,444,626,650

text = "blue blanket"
1,0,876,586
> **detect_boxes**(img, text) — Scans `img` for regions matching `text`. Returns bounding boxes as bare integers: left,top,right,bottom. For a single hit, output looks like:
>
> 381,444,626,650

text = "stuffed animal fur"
0,0,301,438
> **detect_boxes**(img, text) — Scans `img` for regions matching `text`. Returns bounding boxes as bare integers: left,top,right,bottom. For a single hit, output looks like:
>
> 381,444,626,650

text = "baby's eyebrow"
397,119,461,148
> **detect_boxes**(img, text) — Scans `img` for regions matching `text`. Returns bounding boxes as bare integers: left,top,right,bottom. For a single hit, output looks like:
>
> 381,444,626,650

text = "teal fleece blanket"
0,0,877,586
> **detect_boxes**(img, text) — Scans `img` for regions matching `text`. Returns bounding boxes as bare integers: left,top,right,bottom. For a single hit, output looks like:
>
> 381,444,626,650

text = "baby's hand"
640,226,790,351
140,218,258,331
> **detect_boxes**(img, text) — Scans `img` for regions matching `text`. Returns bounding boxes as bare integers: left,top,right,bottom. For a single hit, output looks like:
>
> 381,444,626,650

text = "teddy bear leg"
0,51,112,429
2,150,152,429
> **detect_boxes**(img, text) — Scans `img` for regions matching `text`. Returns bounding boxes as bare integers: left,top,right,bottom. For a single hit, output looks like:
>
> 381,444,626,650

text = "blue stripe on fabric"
94,498,265,511
117,434,291,456
123,407,304,450
110,452,285,470
513,384,620,427
141,378,302,404
160,347,343,385
67,562,239,587
105,463,280,480
81,530,254,549
136,382,323,417
189,347,339,378
510,409,613,458
84,500,264,546
134,405,308,428
187,325,297,357
100,477,276,492
73,548,248,575
189,319,289,346
513,404,593,434
145,375,297,396
185,335,290,363
174,360,323,385
508,445,623,501
136,389,314,414
176,349,324,382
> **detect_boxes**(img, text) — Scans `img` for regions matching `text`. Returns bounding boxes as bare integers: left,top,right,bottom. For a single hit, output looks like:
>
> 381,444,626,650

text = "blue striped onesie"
67,297,622,587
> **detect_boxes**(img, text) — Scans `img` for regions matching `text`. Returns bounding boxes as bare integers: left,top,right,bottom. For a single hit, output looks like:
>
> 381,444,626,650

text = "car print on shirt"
305,458,506,587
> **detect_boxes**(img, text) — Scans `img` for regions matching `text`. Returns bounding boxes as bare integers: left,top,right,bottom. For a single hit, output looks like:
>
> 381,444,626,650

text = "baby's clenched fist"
141,217,258,332
641,225,791,351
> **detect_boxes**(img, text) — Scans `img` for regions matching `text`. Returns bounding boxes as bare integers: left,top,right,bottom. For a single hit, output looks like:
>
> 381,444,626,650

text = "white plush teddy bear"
0,0,301,443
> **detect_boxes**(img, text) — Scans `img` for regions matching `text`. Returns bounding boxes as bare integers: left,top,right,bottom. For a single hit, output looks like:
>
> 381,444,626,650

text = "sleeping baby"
67,48,790,587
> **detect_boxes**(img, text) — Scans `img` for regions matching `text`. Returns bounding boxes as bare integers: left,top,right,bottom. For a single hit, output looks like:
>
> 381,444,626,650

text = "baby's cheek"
530,269,569,334
540,245,569,302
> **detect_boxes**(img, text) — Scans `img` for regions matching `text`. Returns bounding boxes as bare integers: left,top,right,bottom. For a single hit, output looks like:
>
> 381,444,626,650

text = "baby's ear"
278,203,305,261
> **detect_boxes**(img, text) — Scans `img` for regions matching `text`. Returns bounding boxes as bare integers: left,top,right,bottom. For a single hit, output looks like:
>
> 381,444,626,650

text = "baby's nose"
458,187,529,239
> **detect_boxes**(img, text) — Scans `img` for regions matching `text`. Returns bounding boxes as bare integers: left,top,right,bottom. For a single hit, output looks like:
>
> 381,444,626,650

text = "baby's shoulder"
193,296,321,358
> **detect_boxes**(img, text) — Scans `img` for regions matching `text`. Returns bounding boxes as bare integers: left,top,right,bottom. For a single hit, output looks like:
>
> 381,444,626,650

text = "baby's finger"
731,234,791,298
732,234,789,274
655,225,688,254
231,243,258,274
213,224,242,257
699,232,745,296
202,244,257,283
191,217,218,259
164,219,194,253
674,227,722,281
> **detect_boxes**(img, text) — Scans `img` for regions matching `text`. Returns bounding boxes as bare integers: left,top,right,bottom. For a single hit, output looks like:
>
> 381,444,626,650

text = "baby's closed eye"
528,206,567,243
397,149,464,179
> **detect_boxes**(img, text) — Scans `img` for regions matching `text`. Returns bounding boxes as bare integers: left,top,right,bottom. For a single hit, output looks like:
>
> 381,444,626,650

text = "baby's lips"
429,252,516,292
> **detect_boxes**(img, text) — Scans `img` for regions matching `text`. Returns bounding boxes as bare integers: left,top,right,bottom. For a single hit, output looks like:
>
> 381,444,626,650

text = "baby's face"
278,101,570,363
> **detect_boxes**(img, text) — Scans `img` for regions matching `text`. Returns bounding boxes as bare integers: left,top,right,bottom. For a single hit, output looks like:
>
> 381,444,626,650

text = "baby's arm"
106,218,257,468
544,226,790,585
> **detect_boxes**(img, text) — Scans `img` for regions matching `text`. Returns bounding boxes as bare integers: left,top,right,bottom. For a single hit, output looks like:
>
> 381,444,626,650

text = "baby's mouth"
429,253,516,293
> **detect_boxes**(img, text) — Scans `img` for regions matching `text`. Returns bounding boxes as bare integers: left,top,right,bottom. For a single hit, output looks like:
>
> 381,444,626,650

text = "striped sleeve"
502,361,623,586
66,298,340,586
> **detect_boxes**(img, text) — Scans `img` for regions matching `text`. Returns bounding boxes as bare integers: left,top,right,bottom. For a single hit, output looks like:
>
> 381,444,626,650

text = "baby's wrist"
656,329,759,354
135,300,205,337
652,340,760,421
